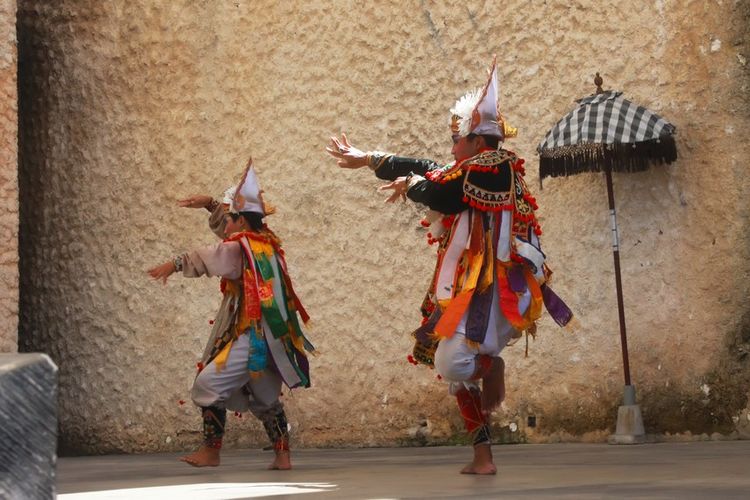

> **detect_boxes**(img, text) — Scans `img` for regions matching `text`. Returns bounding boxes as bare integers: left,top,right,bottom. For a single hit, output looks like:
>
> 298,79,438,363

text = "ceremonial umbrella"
536,75,677,442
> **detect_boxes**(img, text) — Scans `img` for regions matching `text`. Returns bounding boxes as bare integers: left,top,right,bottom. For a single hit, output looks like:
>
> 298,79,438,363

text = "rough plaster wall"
17,0,749,453
0,0,16,354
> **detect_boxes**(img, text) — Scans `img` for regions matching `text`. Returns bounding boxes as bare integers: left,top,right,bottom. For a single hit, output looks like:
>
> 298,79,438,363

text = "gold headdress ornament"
450,56,517,140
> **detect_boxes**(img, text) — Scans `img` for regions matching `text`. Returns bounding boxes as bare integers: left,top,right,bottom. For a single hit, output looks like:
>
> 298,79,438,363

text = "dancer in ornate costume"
326,58,572,474
148,159,313,470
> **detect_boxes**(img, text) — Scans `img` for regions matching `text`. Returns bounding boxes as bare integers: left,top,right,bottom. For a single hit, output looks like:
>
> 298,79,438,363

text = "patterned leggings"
201,403,289,450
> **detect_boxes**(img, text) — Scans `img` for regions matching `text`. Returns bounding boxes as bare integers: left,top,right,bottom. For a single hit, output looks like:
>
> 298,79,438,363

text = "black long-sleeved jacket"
370,152,513,214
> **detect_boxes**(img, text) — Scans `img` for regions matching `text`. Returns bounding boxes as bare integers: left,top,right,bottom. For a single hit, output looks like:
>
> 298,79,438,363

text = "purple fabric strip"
507,265,527,293
465,286,493,343
295,349,311,388
541,284,574,327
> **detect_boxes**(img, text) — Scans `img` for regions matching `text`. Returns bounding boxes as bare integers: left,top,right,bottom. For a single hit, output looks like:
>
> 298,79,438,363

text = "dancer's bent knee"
434,334,477,382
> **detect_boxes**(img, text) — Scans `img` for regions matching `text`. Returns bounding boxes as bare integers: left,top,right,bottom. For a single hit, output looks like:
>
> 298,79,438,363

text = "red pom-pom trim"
511,254,525,264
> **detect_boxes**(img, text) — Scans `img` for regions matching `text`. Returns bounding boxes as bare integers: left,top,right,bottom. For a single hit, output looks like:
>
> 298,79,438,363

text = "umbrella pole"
604,166,631,387
605,164,645,444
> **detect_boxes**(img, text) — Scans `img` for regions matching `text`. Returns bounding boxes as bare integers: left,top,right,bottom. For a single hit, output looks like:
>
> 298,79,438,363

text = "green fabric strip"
254,253,274,282
262,302,288,338
285,338,309,387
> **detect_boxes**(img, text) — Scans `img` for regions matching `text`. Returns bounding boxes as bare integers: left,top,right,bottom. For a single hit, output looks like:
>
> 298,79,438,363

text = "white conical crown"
450,56,509,139
230,158,264,214
470,58,501,136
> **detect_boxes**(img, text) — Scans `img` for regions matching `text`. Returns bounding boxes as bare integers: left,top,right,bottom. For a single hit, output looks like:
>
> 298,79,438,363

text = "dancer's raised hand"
378,177,408,203
326,133,368,169
178,194,213,209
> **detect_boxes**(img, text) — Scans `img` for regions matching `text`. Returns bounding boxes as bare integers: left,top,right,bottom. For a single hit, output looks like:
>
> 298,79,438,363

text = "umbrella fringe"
538,136,677,188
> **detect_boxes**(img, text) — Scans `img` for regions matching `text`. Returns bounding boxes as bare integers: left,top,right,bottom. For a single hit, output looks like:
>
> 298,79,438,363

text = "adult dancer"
326,58,572,474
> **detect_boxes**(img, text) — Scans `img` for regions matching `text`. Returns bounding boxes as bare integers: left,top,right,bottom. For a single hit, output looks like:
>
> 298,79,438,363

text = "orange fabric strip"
434,291,473,338
434,215,485,338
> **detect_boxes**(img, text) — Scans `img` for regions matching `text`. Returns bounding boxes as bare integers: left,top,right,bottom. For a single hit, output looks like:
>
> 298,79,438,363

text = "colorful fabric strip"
541,284,574,327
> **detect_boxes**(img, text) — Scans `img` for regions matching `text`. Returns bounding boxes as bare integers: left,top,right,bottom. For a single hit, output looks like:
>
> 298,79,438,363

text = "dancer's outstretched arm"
326,133,469,213
147,241,242,284
178,193,226,238
178,194,215,210
326,133,441,179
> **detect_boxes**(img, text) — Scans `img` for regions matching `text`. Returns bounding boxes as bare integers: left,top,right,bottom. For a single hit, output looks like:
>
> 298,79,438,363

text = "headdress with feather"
449,56,517,140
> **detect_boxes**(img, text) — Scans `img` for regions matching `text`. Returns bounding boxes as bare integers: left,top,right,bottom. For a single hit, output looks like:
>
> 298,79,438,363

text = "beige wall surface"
17,0,750,453
0,0,16,354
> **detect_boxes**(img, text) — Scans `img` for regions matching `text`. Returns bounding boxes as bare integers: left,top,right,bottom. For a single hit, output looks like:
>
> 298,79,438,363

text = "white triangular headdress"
450,56,516,139
230,158,264,214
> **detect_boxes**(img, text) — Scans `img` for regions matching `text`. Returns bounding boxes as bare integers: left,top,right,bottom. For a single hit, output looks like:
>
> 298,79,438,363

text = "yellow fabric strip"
478,227,495,292
523,266,544,323
213,338,234,373
288,323,308,356
248,237,274,258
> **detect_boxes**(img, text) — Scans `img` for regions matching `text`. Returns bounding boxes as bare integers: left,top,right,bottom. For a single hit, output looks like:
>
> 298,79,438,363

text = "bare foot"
481,357,505,417
461,461,497,474
268,449,292,470
460,444,496,475
179,446,220,467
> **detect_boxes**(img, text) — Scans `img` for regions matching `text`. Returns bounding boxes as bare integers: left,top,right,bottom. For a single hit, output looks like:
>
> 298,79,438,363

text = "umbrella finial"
594,72,604,94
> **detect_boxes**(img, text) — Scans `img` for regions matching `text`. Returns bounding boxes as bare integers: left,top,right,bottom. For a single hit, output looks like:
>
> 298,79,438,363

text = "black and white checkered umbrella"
535,83,678,409
537,90,677,182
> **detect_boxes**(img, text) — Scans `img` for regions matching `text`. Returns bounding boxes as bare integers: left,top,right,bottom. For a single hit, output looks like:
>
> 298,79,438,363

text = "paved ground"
57,441,750,499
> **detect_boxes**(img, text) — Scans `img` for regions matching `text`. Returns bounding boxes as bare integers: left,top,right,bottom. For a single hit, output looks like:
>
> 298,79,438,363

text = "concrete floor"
57,441,750,499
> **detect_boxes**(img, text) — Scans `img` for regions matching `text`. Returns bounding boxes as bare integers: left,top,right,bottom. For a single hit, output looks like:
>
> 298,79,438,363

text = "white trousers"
191,333,283,416
434,283,519,394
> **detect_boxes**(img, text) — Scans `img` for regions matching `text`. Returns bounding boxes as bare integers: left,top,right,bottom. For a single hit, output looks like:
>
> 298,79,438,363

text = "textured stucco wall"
17,0,750,454
0,0,16,354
